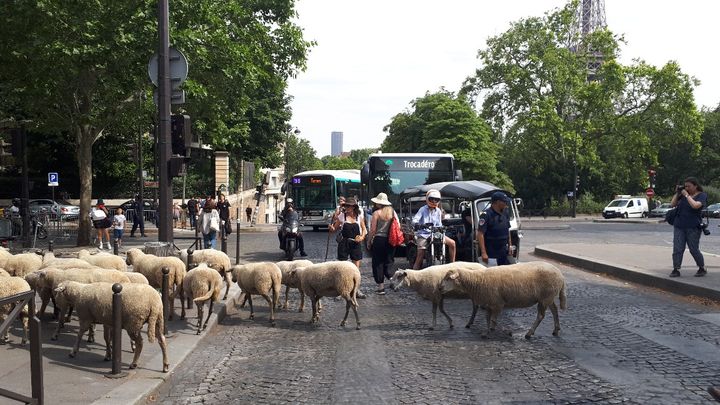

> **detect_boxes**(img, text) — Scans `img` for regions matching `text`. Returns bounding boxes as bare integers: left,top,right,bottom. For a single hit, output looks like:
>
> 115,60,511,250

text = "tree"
382,90,511,189
321,156,358,170
462,1,702,207
285,133,321,179
0,1,311,245
349,148,378,165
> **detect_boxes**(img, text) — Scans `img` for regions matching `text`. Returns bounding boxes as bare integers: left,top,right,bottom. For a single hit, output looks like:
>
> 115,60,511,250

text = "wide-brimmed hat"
344,197,358,206
371,192,392,206
491,191,510,204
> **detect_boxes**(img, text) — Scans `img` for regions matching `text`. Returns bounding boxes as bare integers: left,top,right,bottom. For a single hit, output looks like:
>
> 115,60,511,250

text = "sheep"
179,249,233,300
0,275,31,344
41,252,96,270
123,271,149,284
2,250,43,277
0,246,10,268
390,262,487,330
230,262,282,326
183,263,223,334
0,268,10,277
125,248,186,320
53,281,169,372
77,249,127,272
439,261,567,338
275,259,313,311
286,261,361,330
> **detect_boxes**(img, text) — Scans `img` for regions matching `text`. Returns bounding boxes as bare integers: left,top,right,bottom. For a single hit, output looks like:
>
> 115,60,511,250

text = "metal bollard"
220,220,227,253
235,208,241,265
48,240,53,252
161,267,169,335
111,283,123,375
113,238,119,255
185,250,194,309
194,215,202,249
28,291,44,403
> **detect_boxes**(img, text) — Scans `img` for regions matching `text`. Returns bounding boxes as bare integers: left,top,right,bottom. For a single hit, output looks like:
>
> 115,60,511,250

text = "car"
28,199,80,219
602,196,649,219
649,203,673,218
703,203,720,218
116,199,158,223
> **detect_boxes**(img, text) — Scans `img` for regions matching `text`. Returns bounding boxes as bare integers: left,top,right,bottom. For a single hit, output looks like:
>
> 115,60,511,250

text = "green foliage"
321,156,358,170
285,133,321,177
348,148,378,165
462,1,703,209
703,185,720,205
541,192,606,216
381,90,511,189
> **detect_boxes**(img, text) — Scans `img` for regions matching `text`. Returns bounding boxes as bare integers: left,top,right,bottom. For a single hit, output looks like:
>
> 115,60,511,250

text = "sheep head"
390,270,408,291
439,269,461,294
125,248,143,265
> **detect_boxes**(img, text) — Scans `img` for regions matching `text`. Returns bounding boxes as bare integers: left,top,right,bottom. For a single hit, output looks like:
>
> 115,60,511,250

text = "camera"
701,222,711,236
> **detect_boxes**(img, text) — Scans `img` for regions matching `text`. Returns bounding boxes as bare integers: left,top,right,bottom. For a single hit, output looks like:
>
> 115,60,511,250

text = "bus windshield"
291,175,335,209
368,156,454,207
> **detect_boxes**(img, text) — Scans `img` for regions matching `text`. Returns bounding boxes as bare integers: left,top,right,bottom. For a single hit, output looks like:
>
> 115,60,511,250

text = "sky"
287,0,720,157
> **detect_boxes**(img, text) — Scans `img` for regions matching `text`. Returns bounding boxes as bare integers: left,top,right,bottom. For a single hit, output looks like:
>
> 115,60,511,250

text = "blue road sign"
48,172,59,187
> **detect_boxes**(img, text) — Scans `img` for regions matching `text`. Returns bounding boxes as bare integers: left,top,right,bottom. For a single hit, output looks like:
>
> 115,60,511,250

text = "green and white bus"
289,169,361,231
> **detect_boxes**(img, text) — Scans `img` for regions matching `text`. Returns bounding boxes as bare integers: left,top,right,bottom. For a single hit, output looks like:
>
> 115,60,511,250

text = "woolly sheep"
41,252,96,270
183,263,223,334
440,261,567,338
77,249,127,272
275,259,313,311
390,262,487,330
125,248,186,320
0,268,10,277
0,275,31,344
2,250,43,277
287,261,361,329
123,271,149,284
54,281,169,372
0,246,10,268
230,262,282,326
179,249,233,300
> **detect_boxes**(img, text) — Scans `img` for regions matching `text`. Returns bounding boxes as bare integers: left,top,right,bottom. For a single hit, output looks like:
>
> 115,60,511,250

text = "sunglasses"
428,197,441,203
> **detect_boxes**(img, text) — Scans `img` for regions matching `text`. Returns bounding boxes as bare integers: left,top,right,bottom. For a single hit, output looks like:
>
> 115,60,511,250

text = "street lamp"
284,127,300,182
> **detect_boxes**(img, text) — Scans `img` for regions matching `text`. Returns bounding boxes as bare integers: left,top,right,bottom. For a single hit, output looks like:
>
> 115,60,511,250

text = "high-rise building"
331,131,343,157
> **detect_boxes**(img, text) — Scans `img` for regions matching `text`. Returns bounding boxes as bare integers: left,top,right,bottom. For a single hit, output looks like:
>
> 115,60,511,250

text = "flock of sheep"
0,244,567,373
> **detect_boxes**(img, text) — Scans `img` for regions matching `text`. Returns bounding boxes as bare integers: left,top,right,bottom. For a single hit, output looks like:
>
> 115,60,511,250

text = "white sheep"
275,259,313,311
287,261,361,329
54,281,169,372
179,249,233,300
0,268,10,277
230,262,282,326
77,249,127,272
2,250,43,277
440,261,567,338
41,252,96,270
123,271,149,284
390,262,487,330
183,263,223,334
125,248,186,320
0,275,31,344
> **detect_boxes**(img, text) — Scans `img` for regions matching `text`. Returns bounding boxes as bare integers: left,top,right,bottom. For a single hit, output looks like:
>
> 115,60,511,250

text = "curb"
521,225,571,231
534,246,720,302
91,285,244,405
592,219,664,224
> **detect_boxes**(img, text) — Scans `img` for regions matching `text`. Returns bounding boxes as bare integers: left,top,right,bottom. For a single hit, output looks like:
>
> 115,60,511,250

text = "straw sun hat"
371,192,392,206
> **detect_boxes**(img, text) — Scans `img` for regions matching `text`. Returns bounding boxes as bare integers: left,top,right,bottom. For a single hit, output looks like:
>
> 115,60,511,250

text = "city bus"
289,169,361,231
360,153,461,211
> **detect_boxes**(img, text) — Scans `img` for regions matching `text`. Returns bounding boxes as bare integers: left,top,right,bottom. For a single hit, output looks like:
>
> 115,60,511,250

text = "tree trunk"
76,125,94,246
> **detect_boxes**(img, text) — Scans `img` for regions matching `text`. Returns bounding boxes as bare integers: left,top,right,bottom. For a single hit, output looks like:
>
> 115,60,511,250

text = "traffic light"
648,169,656,188
575,175,580,190
171,114,192,156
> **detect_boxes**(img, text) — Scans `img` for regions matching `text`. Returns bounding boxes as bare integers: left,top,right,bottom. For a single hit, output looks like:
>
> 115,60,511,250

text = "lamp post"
284,127,300,183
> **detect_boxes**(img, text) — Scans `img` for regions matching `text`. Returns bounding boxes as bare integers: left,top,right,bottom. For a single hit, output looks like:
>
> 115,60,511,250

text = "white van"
602,195,649,219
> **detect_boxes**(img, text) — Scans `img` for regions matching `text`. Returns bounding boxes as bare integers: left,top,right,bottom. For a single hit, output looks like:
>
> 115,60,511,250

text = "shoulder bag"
388,216,404,247
665,208,677,225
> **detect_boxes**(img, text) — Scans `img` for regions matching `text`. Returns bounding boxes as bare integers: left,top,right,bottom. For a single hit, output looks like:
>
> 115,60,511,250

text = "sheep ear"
396,271,406,280
289,269,296,276
448,272,459,280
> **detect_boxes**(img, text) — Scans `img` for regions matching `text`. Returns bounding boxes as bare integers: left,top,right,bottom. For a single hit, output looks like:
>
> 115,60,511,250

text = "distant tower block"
331,131,343,157
569,0,607,80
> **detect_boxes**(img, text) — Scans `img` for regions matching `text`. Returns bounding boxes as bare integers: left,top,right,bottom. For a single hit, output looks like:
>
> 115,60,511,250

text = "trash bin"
143,241,173,257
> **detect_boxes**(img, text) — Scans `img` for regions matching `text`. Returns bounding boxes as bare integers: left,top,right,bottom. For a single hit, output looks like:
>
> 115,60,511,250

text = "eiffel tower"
569,0,607,80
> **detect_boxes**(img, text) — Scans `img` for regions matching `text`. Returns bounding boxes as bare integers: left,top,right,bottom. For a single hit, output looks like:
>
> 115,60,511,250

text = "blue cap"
491,191,510,204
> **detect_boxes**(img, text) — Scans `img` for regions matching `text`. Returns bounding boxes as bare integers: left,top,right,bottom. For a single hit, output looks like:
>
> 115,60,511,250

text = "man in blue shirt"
411,189,456,269
477,191,513,266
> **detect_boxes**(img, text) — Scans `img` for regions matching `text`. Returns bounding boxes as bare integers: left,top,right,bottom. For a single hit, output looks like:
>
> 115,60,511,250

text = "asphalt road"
149,224,720,404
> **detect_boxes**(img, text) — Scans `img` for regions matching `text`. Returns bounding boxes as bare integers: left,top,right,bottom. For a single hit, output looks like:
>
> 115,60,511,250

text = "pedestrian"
187,196,198,228
411,190,456,269
669,177,707,277
458,206,473,261
368,192,396,295
172,202,180,228
329,197,367,298
245,205,252,222
112,207,126,248
199,199,220,249
217,194,231,235
476,191,513,267
91,199,112,249
130,195,146,237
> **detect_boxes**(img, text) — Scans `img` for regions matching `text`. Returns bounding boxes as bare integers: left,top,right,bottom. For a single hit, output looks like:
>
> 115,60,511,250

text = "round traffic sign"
646,188,655,197
148,47,189,87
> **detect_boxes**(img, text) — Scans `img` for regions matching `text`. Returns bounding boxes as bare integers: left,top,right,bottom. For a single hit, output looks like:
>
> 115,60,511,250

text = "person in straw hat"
368,192,396,295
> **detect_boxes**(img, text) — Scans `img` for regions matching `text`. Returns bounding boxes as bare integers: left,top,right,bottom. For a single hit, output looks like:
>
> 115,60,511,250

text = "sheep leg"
103,327,112,361
247,295,254,320
298,289,305,313
69,320,92,358
20,310,29,345
128,330,143,370
239,292,247,308
65,305,74,323
283,285,290,309
204,300,213,331
51,305,70,341
179,285,186,321
549,302,560,336
466,304,479,328
37,292,50,318
88,323,95,343
438,297,453,328
351,299,360,330
195,302,203,335
260,293,275,327
430,301,438,330
155,325,169,373
223,272,231,300
526,303,547,339
341,298,351,327
310,296,319,324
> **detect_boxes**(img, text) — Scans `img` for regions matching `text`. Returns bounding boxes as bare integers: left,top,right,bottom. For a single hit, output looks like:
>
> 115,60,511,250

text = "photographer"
669,177,707,277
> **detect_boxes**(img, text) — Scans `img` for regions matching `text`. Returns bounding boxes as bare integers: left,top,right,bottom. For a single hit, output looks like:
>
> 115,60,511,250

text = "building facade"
331,131,343,157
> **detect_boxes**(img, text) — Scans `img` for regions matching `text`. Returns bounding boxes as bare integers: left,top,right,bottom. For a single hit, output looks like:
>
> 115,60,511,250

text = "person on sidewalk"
217,194,231,235
91,199,111,249
187,196,198,229
112,207,126,248
199,200,220,249
246,205,252,222
670,177,707,277
329,197,367,298
476,191,513,267
367,193,396,295
130,195,146,237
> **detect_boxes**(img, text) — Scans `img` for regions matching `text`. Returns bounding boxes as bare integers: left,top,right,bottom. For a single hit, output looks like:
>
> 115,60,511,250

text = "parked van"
602,195,649,219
